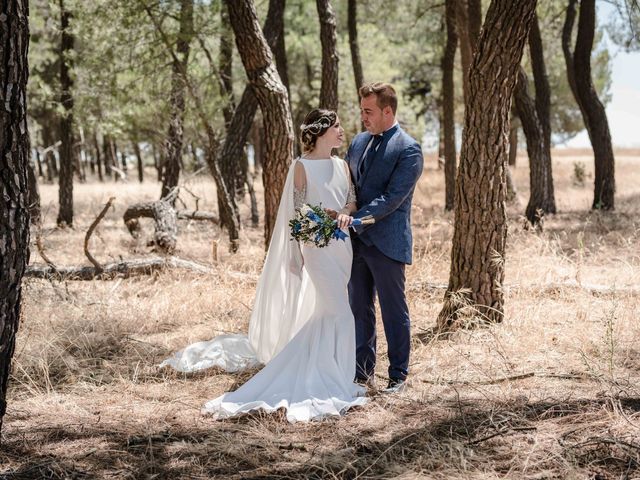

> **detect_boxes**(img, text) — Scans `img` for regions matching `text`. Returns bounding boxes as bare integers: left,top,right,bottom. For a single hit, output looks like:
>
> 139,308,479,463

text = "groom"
346,82,423,393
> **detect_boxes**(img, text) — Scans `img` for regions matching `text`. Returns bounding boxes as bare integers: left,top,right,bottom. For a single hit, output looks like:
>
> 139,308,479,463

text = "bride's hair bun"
300,109,337,152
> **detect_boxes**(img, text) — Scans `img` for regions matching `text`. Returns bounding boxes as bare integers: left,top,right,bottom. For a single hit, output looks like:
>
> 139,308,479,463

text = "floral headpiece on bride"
299,109,337,152
300,116,333,135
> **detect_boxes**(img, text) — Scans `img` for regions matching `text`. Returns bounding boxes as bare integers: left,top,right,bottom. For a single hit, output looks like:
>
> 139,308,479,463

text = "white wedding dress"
161,157,367,422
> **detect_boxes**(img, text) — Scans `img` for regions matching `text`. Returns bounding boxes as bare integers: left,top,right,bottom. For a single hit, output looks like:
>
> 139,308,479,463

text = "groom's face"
360,95,389,135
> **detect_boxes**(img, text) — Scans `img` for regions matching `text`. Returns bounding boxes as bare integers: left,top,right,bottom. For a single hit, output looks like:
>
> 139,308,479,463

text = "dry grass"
2,149,639,479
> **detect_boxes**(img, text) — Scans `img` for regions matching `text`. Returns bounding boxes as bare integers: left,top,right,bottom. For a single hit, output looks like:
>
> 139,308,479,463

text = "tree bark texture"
316,0,339,111
514,68,553,224
573,0,615,210
438,0,537,328
528,12,555,214
56,0,74,227
348,0,364,106
442,0,458,211
0,0,31,435
160,0,193,201
219,3,235,130
226,0,295,247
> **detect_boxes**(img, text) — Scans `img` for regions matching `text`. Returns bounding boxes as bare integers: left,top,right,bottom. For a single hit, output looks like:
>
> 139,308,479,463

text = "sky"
565,3,640,148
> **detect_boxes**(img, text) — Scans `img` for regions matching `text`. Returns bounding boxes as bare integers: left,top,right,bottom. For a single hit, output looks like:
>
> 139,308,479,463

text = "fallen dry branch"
421,371,597,386
409,280,640,296
24,256,213,280
123,199,178,253
84,197,115,271
176,210,218,223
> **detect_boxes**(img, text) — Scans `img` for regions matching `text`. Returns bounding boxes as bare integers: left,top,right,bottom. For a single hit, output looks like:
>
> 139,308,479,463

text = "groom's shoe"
354,376,376,389
383,377,406,394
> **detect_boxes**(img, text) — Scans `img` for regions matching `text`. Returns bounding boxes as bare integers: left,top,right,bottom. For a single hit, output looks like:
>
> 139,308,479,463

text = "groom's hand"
336,213,353,230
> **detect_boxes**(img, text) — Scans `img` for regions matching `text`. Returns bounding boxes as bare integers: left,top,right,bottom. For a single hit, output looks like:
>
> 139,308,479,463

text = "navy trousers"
348,237,410,381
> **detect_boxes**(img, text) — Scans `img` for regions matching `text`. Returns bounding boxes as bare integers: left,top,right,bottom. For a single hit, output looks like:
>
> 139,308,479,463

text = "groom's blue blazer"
346,124,423,265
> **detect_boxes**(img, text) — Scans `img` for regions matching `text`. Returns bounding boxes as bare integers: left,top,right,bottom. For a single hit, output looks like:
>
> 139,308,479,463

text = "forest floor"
2,149,640,479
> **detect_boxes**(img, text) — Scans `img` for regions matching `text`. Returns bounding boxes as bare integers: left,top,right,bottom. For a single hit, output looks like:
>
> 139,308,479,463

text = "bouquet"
289,203,351,248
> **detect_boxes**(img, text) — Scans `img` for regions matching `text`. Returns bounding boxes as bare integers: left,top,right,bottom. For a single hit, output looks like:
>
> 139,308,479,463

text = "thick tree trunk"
216,0,287,231
514,67,553,224
348,0,364,106
160,0,193,201
0,0,31,435
574,0,615,210
316,0,339,111
438,0,537,329
443,0,458,211
226,0,295,247
265,0,289,97
56,0,74,227
562,0,580,109
529,13,555,214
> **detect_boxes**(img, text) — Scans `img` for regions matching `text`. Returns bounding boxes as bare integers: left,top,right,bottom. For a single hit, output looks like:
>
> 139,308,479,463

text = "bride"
162,109,368,422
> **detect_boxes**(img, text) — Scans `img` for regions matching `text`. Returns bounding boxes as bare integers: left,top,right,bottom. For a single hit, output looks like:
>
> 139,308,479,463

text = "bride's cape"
160,159,316,372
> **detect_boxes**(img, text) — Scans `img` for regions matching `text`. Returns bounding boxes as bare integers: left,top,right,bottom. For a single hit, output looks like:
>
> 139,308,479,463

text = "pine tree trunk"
467,0,482,42
0,0,31,436
455,0,473,104
219,4,235,130
529,12,555,214
265,0,290,97
443,0,458,211
216,0,286,232
438,0,537,329
562,0,580,110
160,0,193,201
348,0,364,106
93,132,103,181
133,140,144,183
27,160,41,225
515,67,552,224
316,0,339,111
573,0,615,210
35,149,44,177
226,0,295,246
56,0,74,227
508,113,518,166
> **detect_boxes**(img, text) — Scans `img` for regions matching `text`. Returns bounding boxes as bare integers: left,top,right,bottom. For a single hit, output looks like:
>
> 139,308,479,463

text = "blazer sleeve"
353,142,423,230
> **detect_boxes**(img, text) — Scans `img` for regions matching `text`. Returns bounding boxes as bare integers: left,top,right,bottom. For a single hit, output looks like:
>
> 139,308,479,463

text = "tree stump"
123,200,178,254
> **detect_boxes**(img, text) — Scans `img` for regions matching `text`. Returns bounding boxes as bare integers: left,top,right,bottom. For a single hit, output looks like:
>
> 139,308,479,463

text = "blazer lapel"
358,124,400,187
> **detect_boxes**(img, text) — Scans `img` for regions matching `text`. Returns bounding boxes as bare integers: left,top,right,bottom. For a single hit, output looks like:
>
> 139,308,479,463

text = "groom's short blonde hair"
359,82,398,115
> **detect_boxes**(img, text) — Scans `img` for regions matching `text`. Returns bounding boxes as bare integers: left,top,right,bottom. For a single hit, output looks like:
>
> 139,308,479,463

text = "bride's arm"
335,162,356,229
290,161,306,272
293,160,307,210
